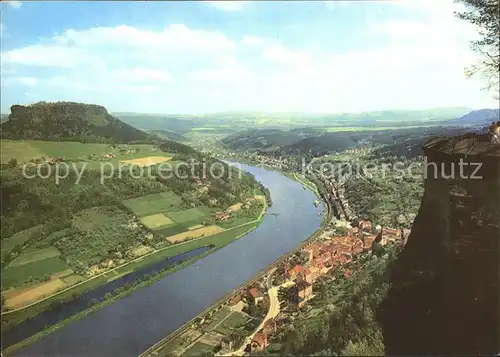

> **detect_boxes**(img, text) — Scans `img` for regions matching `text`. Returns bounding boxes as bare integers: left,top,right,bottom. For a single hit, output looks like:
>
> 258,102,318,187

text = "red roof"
364,236,376,249
293,265,305,274
249,287,262,298
252,332,267,347
230,294,241,305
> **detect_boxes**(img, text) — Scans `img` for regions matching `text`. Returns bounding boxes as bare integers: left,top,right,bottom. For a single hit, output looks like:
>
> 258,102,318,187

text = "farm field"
2,257,69,289
182,342,214,356
123,191,184,217
8,247,61,267
1,225,46,256
214,311,249,335
140,214,175,229
0,139,173,170
119,156,172,167
205,307,232,331
166,225,225,243
5,279,66,309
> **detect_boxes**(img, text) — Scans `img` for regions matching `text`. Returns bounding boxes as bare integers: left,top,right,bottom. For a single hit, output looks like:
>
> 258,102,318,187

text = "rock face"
378,134,500,355
1,101,151,143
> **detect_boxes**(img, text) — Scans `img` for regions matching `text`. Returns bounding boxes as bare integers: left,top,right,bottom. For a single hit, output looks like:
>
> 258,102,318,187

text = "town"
146,217,409,356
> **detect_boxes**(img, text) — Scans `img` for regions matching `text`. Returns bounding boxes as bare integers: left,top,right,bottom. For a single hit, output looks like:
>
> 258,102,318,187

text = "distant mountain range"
448,108,500,126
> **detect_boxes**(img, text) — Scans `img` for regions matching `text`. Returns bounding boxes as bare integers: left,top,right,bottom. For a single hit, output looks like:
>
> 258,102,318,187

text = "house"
348,227,360,236
215,211,231,221
296,266,313,284
320,252,332,265
383,227,400,239
344,269,353,279
250,332,268,352
363,235,377,252
103,153,116,159
302,242,324,261
305,264,321,282
220,336,233,354
358,220,372,233
100,259,114,269
229,294,242,306
286,264,305,281
47,157,65,165
263,318,277,335
292,280,313,309
248,287,264,305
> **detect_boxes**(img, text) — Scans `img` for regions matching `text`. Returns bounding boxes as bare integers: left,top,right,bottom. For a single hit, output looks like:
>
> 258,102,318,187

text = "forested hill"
1,102,152,143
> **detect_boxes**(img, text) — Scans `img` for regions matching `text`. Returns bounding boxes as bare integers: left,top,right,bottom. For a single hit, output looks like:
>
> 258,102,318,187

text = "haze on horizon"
1,0,498,114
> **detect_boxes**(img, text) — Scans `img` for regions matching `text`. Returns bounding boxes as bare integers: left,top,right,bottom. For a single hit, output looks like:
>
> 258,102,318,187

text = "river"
12,162,325,357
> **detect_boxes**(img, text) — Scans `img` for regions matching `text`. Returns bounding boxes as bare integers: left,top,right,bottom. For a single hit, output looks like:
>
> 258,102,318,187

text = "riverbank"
4,223,261,356
2,202,268,355
140,167,333,357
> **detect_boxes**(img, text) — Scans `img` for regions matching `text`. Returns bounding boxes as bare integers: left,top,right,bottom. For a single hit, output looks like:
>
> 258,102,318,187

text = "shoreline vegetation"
140,166,331,357
3,223,261,356
1,141,271,355
3,204,267,355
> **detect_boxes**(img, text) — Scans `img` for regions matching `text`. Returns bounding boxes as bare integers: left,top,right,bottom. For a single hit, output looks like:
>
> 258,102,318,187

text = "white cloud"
242,35,265,46
2,76,38,87
1,3,496,113
207,1,248,12
6,1,22,9
190,66,254,86
111,68,172,84
261,44,311,66
2,45,90,67
52,25,236,55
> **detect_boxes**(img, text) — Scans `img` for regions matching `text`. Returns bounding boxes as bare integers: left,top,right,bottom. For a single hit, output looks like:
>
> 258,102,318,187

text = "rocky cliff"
1,101,151,143
378,134,500,355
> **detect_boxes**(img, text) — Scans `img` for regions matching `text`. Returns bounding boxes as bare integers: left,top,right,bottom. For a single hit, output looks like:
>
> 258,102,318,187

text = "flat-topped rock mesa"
2,101,151,143
378,133,500,355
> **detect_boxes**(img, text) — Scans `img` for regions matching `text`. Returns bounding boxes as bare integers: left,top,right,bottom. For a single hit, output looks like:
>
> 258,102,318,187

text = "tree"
8,158,18,167
456,0,500,97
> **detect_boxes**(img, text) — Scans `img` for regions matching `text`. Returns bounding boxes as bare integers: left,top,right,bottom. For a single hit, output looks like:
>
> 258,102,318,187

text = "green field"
3,257,69,288
182,342,214,356
8,247,61,268
117,223,257,274
0,139,171,168
32,229,70,249
140,214,175,229
214,311,249,335
61,274,86,285
205,307,232,331
124,192,217,235
123,191,184,217
1,225,46,256
167,208,207,225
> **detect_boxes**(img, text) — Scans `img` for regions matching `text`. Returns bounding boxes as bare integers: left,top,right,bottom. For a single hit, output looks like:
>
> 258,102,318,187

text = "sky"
1,0,498,114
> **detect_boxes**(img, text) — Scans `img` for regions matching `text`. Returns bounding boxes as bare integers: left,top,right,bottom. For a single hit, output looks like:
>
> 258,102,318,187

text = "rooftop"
248,287,262,298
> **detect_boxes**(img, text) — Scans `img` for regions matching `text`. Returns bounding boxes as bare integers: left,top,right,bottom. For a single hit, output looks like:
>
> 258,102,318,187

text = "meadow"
0,139,173,168
214,311,249,335
1,138,266,337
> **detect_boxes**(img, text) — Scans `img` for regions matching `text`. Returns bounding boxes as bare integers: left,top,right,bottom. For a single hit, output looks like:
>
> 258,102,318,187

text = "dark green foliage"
456,0,500,94
278,247,401,356
1,102,152,143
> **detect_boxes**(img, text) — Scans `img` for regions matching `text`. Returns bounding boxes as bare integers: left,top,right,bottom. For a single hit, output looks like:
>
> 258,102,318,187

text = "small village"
154,218,410,357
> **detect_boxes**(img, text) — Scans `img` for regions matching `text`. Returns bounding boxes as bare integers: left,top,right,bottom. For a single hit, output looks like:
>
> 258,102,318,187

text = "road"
230,286,280,356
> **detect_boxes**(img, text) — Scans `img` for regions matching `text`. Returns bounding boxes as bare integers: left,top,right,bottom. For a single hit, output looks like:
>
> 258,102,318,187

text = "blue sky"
1,0,498,114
